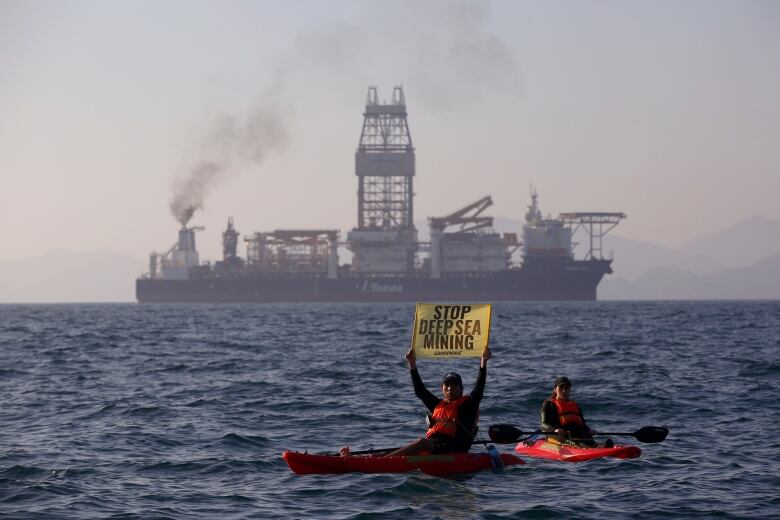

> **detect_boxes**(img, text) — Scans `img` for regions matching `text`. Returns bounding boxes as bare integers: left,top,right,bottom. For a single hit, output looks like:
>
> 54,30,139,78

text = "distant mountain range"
599,252,780,300
1,216,778,302
598,216,780,300
602,216,780,279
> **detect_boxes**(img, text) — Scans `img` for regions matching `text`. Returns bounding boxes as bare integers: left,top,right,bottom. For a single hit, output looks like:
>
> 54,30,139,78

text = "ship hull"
136,259,612,303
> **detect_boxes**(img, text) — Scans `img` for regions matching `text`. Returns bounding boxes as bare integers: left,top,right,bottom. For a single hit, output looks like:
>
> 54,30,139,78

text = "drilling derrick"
347,86,417,274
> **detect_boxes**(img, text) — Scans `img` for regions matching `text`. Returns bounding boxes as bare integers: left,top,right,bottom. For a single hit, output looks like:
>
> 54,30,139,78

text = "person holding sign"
540,376,614,448
386,346,492,457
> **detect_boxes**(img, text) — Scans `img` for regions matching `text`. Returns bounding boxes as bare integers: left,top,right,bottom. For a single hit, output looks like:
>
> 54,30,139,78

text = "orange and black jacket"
410,366,486,450
540,399,591,437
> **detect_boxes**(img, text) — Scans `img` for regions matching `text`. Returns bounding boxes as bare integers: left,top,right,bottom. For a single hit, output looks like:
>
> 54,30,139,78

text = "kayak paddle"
595,426,669,443
320,440,506,457
489,424,669,444
488,425,538,444
321,447,396,456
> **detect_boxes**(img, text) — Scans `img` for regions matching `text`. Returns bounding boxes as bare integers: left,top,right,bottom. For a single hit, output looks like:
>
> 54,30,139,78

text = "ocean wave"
1,301,777,519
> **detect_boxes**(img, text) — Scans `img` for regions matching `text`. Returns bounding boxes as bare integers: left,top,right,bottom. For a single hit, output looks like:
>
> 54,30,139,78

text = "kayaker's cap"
554,376,572,388
442,372,463,386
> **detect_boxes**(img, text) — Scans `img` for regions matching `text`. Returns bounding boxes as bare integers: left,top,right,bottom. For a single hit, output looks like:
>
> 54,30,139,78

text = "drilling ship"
136,86,625,303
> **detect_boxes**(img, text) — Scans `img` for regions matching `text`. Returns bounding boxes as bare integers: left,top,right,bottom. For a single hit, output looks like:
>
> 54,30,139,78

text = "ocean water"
0,301,778,519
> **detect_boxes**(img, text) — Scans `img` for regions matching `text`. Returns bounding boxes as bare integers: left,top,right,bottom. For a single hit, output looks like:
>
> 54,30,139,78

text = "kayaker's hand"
339,446,351,457
405,348,417,369
480,347,492,367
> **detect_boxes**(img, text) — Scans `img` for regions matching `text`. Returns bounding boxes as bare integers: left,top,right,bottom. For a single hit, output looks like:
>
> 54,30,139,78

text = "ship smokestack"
178,226,197,252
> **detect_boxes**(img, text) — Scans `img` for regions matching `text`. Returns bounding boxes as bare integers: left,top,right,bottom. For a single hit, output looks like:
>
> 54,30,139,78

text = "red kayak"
514,436,641,462
283,450,525,475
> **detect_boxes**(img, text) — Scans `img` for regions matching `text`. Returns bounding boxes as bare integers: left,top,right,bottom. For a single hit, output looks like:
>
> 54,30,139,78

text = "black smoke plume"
169,105,288,226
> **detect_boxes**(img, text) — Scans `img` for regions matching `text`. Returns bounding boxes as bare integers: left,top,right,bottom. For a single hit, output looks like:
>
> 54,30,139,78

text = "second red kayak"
514,435,641,462
283,450,525,475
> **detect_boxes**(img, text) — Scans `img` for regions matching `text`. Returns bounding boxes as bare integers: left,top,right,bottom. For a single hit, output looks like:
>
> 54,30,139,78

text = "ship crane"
558,212,626,261
428,196,517,279
430,195,494,235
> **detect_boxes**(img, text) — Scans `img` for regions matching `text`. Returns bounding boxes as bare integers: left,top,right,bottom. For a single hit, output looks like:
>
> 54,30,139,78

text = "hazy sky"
2,0,778,263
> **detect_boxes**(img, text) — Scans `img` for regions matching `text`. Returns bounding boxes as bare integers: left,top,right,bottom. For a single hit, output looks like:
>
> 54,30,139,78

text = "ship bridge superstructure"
347,86,417,274
523,189,573,259
522,188,626,262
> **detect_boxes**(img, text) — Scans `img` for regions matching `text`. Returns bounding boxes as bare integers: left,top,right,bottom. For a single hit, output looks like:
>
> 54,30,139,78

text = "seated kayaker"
385,346,492,457
540,376,613,448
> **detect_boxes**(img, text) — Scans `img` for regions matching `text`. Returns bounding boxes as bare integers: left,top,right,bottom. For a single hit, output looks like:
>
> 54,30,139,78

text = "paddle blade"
634,426,669,443
488,424,524,444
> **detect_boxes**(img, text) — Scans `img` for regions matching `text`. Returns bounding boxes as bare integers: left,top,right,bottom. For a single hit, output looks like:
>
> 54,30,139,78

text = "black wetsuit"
410,366,486,453
540,399,596,447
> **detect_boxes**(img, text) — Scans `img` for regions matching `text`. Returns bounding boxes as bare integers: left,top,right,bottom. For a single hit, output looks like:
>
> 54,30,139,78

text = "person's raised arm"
406,347,438,409
470,347,491,401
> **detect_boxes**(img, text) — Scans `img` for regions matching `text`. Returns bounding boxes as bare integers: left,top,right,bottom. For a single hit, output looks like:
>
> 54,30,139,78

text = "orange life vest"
426,396,470,438
552,399,584,428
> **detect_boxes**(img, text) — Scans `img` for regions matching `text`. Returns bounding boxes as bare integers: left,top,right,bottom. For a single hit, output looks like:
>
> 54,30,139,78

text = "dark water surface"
1,301,778,519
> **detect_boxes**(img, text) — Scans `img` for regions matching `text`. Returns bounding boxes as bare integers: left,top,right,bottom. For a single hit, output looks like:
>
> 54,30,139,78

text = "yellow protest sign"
410,303,492,358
